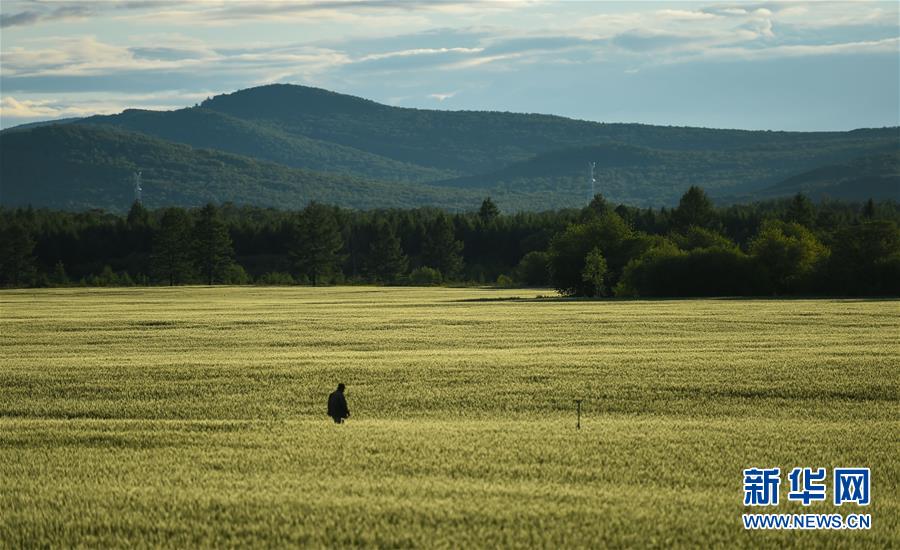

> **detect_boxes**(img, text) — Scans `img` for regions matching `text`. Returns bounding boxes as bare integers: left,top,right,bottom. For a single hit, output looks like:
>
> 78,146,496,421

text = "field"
1,287,898,547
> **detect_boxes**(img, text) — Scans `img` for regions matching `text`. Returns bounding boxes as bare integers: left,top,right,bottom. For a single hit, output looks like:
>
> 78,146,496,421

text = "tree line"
1,189,898,296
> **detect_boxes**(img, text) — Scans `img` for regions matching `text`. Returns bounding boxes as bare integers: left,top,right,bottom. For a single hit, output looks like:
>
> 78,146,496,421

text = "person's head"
337,383,345,392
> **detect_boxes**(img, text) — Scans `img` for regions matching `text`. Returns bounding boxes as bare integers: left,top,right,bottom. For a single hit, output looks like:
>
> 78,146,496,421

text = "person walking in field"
328,383,350,424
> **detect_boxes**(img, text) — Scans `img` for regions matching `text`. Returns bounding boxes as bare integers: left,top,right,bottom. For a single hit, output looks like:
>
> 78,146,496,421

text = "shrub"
514,251,550,286
222,264,251,285
409,267,442,286
256,272,296,285
496,274,515,288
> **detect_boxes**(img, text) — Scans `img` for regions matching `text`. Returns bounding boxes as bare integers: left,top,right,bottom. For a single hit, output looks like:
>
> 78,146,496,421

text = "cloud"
360,47,483,62
613,30,696,52
1,1,897,130
667,37,900,65
0,90,215,126
428,91,457,101
1,5,92,28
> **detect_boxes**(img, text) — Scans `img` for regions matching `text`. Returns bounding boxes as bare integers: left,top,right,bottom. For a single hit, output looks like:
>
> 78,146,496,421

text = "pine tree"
51,261,69,286
786,193,815,226
479,197,500,225
194,204,234,285
290,202,345,285
152,208,196,286
862,198,876,220
366,221,408,283
127,201,150,228
422,214,463,279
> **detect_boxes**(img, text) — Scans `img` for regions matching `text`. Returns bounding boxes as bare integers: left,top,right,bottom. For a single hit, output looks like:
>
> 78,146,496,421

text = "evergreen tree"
785,193,816,226
585,194,611,219
366,221,408,283
0,223,36,287
127,201,150,228
50,261,69,286
478,197,500,225
194,204,234,285
422,214,463,279
291,202,344,285
673,186,715,229
153,208,196,286
862,198,876,220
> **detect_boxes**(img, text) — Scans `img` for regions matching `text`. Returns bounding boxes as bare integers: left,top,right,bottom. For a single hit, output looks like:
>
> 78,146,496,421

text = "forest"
1,188,898,297
3,85,897,213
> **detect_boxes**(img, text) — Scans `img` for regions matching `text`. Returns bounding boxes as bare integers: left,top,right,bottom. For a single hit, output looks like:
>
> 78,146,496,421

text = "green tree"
126,201,150,228
862,198,876,220
548,213,633,296
785,193,815,227
0,223,36,287
422,214,463,279
366,221,408,283
194,204,235,285
478,197,500,225
291,202,345,285
586,194,611,217
515,251,551,286
152,208,196,286
749,220,828,294
673,186,715,229
827,220,900,295
50,260,70,286
671,226,736,251
581,247,608,297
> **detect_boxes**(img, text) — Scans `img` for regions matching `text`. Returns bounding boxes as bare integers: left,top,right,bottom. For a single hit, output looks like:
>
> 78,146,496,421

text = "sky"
1,0,898,130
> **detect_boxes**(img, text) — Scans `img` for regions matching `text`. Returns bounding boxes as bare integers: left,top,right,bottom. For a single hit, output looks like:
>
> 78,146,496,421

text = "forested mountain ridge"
0,124,481,211
198,84,898,177
755,152,900,201
1,83,897,211
80,107,457,183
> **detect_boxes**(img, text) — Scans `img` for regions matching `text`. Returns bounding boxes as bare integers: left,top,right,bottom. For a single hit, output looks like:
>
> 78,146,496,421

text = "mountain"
80,108,456,183
432,140,900,205
1,83,898,211
1,118,83,132
197,85,898,180
0,124,482,211
756,152,900,201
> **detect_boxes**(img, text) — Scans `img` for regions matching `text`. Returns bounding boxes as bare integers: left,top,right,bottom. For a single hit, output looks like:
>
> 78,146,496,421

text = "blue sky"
1,1,898,130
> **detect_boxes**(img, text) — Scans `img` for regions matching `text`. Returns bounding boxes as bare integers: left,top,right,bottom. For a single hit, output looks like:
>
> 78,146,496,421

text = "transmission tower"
133,171,142,204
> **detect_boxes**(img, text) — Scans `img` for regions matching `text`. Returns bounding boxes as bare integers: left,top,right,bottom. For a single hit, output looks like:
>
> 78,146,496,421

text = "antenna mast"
133,170,143,204
588,161,596,203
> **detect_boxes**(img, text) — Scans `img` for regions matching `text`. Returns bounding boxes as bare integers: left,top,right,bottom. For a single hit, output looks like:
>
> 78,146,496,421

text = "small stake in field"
574,399,583,430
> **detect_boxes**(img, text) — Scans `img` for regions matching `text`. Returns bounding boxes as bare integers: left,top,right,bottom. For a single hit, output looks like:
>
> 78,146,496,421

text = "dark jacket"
328,390,349,419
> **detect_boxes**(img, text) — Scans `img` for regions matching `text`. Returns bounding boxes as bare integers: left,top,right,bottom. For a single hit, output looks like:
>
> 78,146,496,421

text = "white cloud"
428,91,457,101
360,47,483,62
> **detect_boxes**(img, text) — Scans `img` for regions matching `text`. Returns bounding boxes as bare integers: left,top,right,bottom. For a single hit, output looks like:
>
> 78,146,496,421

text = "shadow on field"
449,295,900,303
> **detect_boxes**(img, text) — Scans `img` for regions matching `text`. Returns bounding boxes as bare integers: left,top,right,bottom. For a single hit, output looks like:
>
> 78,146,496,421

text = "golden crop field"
1,287,898,547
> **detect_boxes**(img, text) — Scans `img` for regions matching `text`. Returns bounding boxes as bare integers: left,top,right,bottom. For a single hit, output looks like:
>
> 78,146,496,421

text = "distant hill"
1,117,82,132
0,124,482,211
80,108,456,183
1,83,898,211
756,152,900,201
198,85,898,179
433,141,900,205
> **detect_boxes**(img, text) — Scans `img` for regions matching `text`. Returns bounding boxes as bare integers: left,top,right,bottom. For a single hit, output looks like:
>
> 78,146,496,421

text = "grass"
0,287,897,547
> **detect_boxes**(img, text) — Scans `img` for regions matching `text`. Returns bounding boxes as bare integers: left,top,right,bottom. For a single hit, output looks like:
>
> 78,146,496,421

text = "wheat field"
1,287,897,547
